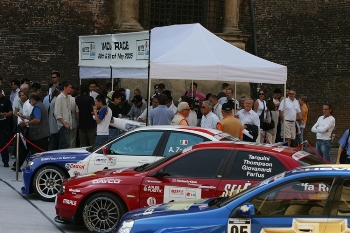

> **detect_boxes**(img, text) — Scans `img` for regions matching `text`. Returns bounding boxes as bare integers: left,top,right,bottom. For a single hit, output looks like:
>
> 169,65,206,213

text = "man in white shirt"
89,80,99,100
311,104,335,162
200,100,219,129
218,88,239,110
209,94,223,120
278,89,302,147
236,98,260,141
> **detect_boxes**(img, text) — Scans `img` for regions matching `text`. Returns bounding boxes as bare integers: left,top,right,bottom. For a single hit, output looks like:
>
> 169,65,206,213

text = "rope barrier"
260,132,271,144
21,135,46,152
0,135,16,153
305,141,330,164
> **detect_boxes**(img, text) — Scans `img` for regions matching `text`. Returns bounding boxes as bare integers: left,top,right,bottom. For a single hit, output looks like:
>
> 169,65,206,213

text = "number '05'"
230,225,248,233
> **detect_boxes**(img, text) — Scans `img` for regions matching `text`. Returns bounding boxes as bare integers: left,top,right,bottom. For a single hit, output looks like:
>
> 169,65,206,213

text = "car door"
326,177,350,232
139,149,231,207
228,177,336,233
160,131,209,157
87,130,166,173
216,150,288,197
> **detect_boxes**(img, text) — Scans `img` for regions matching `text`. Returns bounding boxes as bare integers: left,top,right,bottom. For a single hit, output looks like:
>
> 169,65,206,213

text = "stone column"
115,0,143,32
222,0,242,33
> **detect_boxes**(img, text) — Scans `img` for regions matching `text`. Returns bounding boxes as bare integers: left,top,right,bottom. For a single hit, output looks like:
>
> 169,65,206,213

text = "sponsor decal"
145,180,162,184
144,185,162,193
68,188,81,193
147,197,157,206
94,157,107,165
41,156,77,161
143,204,160,215
171,179,197,184
163,186,201,203
179,140,188,145
198,205,208,210
63,199,77,206
65,163,86,170
107,157,117,166
92,179,121,184
73,171,81,176
221,182,252,197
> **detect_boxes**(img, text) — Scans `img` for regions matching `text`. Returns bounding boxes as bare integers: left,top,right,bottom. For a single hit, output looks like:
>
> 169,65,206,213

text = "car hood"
123,198,216,220
64,167,144,185
30,147,91,161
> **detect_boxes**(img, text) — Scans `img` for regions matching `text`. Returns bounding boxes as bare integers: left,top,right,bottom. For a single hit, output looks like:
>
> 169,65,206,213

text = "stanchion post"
16,133,19,181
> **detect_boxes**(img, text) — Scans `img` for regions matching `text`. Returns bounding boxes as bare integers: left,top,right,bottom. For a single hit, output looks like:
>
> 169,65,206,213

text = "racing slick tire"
33,165,67,202
83,192,127,232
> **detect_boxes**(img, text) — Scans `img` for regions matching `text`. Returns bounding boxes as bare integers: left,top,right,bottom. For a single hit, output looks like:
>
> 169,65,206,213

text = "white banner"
111,31,149,68
79,34,112,68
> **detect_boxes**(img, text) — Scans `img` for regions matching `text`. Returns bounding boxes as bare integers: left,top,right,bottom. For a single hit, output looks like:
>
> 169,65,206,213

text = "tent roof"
150,23,286,84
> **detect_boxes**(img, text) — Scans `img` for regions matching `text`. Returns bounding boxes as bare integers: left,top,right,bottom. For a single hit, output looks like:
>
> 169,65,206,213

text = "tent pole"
234,82,237,114
146,30,152,126
283,83,286,142
110,66,113,93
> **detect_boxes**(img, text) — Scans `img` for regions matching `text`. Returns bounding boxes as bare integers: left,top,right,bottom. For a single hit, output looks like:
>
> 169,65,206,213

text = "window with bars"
139,0,224,33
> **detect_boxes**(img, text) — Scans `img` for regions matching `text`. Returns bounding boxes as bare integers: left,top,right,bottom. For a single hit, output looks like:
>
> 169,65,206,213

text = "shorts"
284,121,296,140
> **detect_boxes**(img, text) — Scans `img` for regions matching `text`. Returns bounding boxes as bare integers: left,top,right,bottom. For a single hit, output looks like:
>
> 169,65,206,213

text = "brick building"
0,0,348,145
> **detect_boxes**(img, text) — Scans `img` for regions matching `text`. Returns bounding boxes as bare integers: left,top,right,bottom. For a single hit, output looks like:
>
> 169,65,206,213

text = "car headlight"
28,161,34,166
59,185,65,194
117,219,134,233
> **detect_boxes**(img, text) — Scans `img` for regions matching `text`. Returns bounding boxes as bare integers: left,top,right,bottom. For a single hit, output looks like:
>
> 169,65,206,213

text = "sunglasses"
288,93,295,95
184,109,191,111
51,76,58,78
259,93,264,95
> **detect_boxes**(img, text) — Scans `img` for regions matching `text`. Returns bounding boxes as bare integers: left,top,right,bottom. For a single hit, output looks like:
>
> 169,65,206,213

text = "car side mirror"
153,169,164,179
102,147,107,155
238,203,255,218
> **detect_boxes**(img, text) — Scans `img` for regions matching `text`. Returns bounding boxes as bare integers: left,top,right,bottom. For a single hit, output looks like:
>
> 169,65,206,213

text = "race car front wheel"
83,192,126,233
33,165,67,202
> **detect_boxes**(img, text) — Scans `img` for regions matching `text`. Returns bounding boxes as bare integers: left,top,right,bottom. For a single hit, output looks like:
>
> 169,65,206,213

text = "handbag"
340,129,350,164
262,111,275,131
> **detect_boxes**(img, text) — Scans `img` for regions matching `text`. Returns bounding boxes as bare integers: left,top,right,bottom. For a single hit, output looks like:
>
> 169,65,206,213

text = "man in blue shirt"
337,129,350,164
150,93,174,125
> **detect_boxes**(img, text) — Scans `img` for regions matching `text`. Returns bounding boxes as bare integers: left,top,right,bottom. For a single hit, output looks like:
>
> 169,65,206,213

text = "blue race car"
116,164,350,233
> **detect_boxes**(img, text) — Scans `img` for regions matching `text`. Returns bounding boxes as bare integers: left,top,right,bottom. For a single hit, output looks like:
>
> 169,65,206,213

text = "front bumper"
21,166,34,195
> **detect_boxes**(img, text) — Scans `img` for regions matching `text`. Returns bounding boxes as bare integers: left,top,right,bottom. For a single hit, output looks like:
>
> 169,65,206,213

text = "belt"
285,120,295,122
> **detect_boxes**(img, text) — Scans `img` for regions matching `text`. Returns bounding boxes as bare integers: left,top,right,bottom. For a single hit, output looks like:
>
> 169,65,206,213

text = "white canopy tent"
150,23,286,83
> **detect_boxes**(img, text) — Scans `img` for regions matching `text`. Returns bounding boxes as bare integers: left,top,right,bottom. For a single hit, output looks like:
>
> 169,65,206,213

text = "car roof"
191,141,297,156
135,125,226,136
280,164,350,178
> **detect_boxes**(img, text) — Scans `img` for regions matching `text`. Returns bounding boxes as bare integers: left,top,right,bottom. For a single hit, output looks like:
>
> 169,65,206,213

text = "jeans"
316,139,332,162
109,128,119,140
95,135,109,147
59,127,71,149
50,133,60,151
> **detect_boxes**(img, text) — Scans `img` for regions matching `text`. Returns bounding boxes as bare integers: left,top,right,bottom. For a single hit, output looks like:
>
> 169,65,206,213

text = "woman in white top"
254,90,267,142
265,101,279,144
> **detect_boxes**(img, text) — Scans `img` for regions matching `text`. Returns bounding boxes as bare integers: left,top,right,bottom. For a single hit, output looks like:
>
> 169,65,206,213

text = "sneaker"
4,163,9,167
10,155,15,159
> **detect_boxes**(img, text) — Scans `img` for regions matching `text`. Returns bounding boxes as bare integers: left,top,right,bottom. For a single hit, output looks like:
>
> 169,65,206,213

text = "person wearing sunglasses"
254,90,268,142
171,102,190,126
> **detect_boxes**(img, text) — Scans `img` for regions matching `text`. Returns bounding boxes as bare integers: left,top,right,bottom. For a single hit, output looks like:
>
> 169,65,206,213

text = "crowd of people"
0,74,345,170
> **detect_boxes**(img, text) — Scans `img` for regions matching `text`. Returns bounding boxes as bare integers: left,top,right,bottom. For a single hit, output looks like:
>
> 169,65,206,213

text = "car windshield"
87,132,127,152
135,151,183,172
292,151,328,165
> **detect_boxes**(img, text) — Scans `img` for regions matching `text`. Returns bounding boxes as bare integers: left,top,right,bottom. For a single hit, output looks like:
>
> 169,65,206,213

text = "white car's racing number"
228,219,251,233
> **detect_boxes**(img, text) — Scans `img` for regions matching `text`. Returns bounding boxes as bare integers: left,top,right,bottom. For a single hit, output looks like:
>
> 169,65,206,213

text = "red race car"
55,141,326,232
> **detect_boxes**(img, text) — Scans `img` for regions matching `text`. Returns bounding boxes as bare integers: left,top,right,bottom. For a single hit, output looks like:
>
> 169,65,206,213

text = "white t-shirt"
186,110,198,126
311,115,335,140
19,99,33,124
278,98,301,121
256,100,267,118
97,106,112,135
212,103,223,120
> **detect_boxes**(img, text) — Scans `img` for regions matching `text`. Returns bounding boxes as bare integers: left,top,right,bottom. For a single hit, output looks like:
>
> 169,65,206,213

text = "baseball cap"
131,95,142,103
222,103,233,112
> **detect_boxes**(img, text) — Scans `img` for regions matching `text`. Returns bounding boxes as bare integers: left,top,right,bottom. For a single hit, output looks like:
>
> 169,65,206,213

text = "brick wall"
0,0,115,92
239,0,350,146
